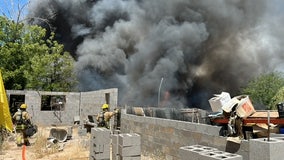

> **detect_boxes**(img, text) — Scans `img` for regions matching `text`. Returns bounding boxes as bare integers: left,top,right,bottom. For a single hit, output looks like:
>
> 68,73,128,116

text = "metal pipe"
267,110,270,141
158,77,164,107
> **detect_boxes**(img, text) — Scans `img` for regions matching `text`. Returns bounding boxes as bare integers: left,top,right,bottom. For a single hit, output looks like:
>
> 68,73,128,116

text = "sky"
0,0,29,20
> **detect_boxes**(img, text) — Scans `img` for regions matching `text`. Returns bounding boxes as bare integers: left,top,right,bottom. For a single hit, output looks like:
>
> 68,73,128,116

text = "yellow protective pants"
15,124,29,146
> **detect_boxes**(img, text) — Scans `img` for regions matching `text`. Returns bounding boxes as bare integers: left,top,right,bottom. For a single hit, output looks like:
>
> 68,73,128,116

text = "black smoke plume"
27,0,284,109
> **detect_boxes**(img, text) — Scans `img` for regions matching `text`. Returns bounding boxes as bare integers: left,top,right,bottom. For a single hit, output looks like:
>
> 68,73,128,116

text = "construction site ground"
0,126,154,160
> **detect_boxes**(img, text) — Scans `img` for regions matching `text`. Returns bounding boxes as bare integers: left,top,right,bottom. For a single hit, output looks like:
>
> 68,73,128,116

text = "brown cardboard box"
235,95,256,118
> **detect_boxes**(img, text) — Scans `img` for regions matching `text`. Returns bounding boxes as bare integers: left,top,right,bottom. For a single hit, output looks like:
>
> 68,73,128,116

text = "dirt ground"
0,126,153,160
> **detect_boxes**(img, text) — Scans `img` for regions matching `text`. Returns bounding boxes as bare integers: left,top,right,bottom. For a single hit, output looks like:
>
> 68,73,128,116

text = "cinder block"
92,135,111,145
223,153,243,160
249,138,284,160
93,144,110,153
73,115,80,124
119,155,141,160
180,145,242,160
90,140,110,152
118,133,141,147
112,153,120,160
179,145,208,160
189,145,217,150
91,127,111,139
118,144,141,157
199,151,218,160
199,151,242,160
89,154,110,160
93,151,110,159
112,134,119,155
113,130,121,134
89,129,111,159
90,145,110,158
91,128,111,145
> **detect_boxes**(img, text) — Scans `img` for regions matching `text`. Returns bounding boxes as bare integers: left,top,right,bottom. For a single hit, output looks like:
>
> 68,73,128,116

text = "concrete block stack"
89,128,111,160
249,137,284,160
115,133,141,160
179,145,242,160
111,130,120,160
111,134,119,160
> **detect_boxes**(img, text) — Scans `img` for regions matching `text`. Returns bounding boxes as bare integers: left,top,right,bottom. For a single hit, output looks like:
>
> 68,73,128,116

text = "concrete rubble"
45,126,72,151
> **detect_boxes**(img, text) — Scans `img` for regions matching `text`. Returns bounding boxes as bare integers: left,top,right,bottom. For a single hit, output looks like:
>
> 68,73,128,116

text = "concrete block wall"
80,88,118,120
6,88,118,125
120,113,249,160
7,90,76,125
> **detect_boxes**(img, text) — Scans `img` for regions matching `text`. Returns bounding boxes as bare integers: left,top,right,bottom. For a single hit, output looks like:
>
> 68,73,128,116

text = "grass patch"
0,127,12,154
30,127,60,159
30,126,89,160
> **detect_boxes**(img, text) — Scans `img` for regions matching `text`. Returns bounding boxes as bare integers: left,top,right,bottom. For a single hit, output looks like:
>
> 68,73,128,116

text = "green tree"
0,16,77,91
270,86,284,110
0,16,42,89
241,72,284,109
24,39,77,91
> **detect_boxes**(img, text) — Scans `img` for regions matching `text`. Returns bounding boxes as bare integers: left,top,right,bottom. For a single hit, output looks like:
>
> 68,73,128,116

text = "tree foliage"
0,16,77,91
241,72,284,109
270,86,284,110
24,40,77,91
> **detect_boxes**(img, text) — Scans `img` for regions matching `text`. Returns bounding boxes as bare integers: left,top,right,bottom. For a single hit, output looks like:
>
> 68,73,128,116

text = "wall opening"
105,93,110,104
41,95,66,111
9,94,25,115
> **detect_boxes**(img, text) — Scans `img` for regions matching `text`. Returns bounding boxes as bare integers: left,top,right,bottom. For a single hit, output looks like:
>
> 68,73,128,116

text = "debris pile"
208,92,281,141
45,127,72,151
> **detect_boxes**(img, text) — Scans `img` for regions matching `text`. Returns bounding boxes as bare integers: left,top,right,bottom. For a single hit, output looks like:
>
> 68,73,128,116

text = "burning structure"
26,0,284,109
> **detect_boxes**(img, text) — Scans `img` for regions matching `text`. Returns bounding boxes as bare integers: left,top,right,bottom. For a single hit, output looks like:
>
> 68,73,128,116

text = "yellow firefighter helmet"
101,104,109,109
20,103,27,109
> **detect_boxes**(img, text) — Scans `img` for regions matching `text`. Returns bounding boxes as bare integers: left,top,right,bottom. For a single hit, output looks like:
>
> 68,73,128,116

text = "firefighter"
12,103,31,146
96,104,118,129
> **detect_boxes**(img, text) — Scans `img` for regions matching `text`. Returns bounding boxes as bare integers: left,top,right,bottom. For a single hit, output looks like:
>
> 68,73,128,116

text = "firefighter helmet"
101,104,109,109
20,104,27,109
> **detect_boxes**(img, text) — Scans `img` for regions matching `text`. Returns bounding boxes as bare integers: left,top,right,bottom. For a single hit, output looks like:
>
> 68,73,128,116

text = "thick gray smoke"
27,0,284,109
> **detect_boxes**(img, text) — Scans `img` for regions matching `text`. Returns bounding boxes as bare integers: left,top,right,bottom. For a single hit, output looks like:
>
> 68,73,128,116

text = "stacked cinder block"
249,137,284,160
111,129,121,159
89,128,111,160
115,133,141,160
179,145,242,160
111,134,120,160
